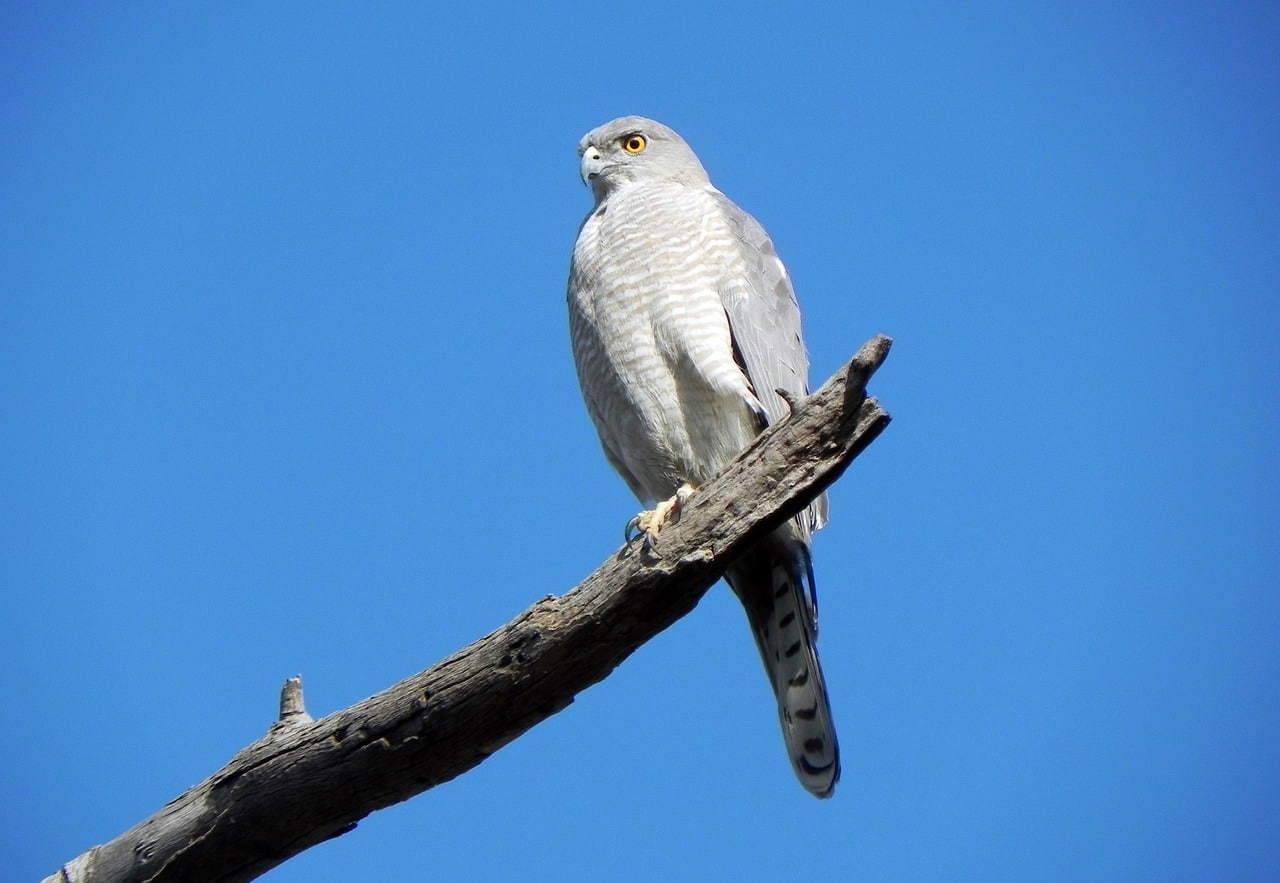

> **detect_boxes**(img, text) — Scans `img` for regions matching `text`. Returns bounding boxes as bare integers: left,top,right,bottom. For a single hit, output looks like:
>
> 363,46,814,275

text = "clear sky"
3,3,1278,881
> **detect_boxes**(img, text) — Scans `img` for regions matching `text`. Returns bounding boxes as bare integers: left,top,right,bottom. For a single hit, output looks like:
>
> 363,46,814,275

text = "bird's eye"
622,134,647,154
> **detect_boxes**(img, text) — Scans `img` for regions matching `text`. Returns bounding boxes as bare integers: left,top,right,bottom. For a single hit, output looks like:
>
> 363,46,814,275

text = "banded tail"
726,525,840,798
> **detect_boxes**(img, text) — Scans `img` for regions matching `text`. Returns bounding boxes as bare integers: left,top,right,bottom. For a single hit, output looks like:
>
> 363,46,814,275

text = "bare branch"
46,335,893,883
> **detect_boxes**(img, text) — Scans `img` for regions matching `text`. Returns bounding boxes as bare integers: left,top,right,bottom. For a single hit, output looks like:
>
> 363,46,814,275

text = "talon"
625,514,644,542
623,483,697,548
625,508,663,549
674,483,695,507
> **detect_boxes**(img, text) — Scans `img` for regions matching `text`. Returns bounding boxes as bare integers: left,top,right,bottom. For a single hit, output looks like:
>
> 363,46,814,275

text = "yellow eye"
622,134,647,154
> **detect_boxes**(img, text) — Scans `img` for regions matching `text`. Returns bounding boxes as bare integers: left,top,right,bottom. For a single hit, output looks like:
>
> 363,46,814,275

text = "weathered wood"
46,334,893,883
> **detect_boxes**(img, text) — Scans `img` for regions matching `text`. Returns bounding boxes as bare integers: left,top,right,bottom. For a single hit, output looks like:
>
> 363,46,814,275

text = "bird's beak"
579,148,606,186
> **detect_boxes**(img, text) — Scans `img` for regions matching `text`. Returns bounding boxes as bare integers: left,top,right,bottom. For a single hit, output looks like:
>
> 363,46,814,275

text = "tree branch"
46,334,893,883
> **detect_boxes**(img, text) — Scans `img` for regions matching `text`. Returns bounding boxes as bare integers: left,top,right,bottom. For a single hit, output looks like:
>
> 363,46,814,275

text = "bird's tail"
725,525,840,798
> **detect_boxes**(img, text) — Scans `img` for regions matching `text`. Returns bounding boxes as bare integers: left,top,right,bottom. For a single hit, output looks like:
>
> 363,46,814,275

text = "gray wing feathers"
712,192,807,423
712,191,828,532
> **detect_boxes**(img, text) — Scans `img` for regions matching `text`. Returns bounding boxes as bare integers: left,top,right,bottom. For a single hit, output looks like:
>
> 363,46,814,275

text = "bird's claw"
624,507,666,551
624,514,645,543
623,483,696,550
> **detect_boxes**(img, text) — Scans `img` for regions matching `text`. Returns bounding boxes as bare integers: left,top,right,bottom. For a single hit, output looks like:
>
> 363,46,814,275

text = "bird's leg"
625,482,696,546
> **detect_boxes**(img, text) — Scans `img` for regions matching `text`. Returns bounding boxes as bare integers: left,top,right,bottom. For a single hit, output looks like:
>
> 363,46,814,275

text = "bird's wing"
712,191,827,531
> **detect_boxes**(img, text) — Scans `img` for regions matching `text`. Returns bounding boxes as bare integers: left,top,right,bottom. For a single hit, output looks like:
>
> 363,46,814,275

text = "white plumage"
567,116,840,797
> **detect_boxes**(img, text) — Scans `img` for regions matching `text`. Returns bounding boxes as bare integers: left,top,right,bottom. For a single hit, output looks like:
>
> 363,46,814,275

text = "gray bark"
46,334,893,883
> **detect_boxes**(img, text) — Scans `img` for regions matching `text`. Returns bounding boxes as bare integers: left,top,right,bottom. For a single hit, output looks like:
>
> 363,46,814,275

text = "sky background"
3,3,1278,881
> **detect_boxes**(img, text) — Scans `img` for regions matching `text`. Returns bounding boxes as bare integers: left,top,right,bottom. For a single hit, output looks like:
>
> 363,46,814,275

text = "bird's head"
577,116,710,203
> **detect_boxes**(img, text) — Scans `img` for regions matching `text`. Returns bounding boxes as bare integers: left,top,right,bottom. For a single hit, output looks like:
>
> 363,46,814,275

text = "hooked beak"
579,147,607,186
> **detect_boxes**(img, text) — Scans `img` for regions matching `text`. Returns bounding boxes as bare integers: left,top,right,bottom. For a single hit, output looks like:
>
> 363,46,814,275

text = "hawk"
566,116,840,797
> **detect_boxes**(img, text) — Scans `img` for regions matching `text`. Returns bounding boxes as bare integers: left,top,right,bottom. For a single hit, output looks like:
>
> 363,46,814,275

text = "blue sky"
3,3,1278,880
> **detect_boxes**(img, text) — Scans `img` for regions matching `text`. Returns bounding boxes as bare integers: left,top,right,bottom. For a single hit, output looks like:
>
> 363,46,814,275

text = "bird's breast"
569,185,759,497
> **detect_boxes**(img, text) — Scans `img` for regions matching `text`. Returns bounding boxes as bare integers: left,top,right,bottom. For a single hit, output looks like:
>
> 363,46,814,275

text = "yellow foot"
625,483,696,545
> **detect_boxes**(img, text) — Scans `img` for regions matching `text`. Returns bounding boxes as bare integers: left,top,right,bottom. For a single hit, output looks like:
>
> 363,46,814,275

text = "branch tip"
278,675,312,724
852,333,892,376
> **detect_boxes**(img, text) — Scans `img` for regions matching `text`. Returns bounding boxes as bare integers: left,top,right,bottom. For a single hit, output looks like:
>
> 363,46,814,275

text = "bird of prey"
567,116,840,797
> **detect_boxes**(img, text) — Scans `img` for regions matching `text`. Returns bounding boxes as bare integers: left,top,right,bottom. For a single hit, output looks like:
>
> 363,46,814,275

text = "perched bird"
567,116,840,797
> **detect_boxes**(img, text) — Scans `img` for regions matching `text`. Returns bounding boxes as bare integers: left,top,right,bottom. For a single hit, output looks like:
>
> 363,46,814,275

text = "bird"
566,116,840,797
